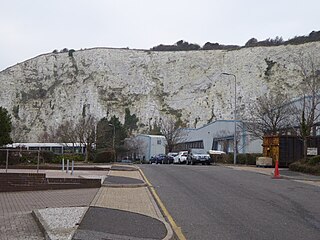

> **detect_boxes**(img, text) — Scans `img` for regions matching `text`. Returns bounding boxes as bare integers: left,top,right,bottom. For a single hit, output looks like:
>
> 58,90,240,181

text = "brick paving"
0,188,99,240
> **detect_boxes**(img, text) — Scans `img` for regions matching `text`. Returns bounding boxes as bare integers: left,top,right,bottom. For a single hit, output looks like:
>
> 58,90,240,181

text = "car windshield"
191,149,207,154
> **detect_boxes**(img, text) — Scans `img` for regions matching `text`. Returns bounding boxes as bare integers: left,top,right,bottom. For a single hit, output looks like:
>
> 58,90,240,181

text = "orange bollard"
272,158,281,179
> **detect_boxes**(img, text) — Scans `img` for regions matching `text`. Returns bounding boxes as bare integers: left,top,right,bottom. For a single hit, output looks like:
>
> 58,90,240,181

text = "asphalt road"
140,164,320,240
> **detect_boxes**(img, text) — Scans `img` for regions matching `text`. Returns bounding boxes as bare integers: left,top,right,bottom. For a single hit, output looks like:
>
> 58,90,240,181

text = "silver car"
186,148,211,165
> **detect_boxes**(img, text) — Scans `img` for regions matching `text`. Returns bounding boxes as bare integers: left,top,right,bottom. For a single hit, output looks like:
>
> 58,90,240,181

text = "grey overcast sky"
0,0,319,71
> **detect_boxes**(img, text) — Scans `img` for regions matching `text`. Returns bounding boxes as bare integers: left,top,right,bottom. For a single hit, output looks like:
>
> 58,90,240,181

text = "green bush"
308,155,320,166
237,153,263,165
289,161,320,175
212,153,262,165
94,150,115,163
41,151,55,163
20,154,38,164
211,154,233,164
53,154,85,164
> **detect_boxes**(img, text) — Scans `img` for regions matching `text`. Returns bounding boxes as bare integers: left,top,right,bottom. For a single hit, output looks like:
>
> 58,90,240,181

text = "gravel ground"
35,207,88,240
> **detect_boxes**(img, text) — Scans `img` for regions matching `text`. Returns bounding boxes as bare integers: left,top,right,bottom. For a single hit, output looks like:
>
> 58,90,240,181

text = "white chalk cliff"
1,42,319,142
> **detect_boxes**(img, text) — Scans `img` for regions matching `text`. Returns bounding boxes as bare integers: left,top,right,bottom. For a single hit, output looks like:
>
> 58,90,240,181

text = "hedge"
289,160,320,176
212,153,262,165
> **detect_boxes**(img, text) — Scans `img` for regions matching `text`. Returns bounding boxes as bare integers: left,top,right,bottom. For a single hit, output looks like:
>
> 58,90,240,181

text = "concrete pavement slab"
108,169,143,180
103,175,146,187
91,186,163,219
110,165,138,171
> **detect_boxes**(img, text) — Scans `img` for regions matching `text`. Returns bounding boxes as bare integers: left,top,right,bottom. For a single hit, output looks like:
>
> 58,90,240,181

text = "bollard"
66,160,69,173
5,149,9,173
62,158,65,171
37,150,40,173
71,160,74,175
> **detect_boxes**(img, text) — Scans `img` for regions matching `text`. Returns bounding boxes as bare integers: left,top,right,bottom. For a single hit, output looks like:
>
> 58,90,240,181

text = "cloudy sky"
0,0,319,71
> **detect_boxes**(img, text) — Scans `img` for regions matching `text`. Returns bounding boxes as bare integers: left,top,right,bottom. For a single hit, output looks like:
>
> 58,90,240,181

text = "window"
52,147,63,154
157,139,162,145
29,147,39,150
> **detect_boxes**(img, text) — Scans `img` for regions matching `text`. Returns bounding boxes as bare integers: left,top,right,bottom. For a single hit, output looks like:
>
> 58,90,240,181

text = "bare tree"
39,126,57,143
55,120,78,145
293,52,320,158
76,115,96,162
243,90,294,139
159,116,187,152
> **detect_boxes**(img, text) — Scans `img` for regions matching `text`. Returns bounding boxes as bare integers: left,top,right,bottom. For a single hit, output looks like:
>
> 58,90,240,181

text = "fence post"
5,149,9,173
62,158,65,171
66,160,69,173
71,160,74,175
37,150,40,173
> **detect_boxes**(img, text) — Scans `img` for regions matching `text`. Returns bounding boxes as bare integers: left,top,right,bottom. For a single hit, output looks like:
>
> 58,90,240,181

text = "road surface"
140,164,320,240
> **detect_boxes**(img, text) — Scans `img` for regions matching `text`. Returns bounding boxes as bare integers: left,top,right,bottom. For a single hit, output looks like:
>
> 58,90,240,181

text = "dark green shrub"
237,154,246,164
211,153,233,164
289,161,320,175
220,153,263,165
18,151,38,164
68,49,75,57
308,155,320,166
245,154,257,165
94,150,114,163
41,151,55,163
53,154,85,164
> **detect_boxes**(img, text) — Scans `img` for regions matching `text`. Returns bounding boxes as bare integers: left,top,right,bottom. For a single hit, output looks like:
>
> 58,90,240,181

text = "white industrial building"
174,120,262,154
127,134,167,161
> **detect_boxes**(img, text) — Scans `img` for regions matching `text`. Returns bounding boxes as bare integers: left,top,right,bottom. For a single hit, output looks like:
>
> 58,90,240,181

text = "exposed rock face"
1,43,319,142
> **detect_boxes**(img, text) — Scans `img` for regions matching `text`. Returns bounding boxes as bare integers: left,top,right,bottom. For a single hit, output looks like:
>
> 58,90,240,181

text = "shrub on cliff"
151,40,200,51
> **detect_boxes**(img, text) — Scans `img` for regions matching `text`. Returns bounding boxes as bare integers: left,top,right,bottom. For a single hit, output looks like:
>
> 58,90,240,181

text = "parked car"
173,151,188,164
167,152,178,164
121,159,132,164
149,156,156,164
187,148,211,165
150,154,168,164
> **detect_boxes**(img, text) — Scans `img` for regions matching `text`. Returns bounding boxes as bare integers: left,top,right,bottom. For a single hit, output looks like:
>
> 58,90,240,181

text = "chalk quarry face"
0,42,319,142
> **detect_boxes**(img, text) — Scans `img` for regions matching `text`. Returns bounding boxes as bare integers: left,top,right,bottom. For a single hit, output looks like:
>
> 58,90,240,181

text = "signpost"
307,147,318,156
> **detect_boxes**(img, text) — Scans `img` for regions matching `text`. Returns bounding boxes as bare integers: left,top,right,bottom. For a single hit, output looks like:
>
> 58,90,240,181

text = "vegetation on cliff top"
150,30,320,51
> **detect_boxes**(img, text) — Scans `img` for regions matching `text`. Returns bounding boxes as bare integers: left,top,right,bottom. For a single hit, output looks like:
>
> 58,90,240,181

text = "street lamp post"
222,72,237,165
109,124,116,161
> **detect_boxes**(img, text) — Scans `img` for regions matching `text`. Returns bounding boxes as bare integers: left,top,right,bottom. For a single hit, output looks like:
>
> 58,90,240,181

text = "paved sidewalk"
225,165,320,186
0,188,99,240
32,164,173,240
